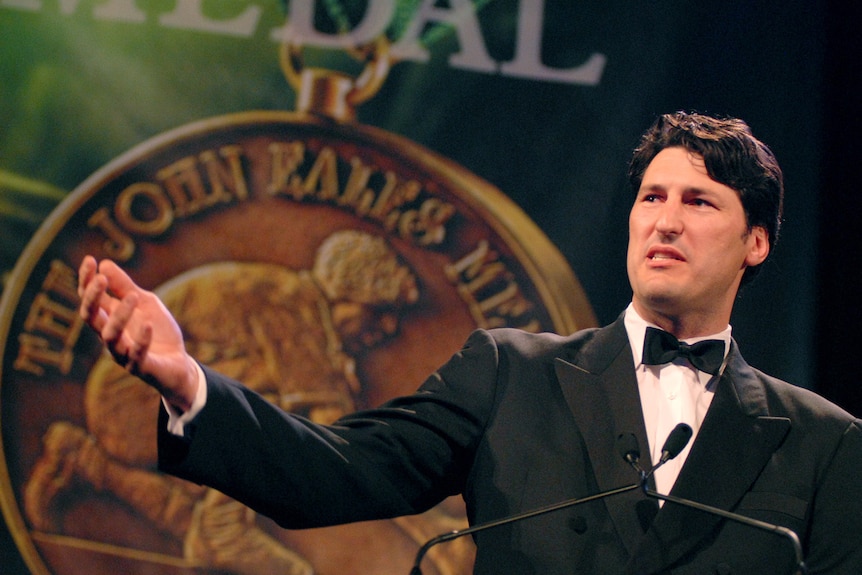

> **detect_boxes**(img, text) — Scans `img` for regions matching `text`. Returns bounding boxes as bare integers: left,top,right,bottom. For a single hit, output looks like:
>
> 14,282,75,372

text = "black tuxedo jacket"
159,317,862,574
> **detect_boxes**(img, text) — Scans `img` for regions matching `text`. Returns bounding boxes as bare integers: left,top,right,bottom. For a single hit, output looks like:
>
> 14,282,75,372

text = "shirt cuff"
163,361,208,437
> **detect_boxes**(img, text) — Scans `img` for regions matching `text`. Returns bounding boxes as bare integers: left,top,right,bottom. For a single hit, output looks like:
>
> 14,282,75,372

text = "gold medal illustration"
0,36,595,575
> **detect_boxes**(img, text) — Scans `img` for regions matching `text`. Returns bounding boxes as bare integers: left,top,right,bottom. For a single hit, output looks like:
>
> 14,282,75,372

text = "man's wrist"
164,361,207,436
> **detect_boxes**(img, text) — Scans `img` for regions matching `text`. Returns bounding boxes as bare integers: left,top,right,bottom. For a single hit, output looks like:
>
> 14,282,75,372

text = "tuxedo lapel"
554,318,656,556
625,343,791,573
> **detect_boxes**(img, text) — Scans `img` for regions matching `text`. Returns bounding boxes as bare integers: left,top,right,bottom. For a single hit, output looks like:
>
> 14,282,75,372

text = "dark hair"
628,111,784,284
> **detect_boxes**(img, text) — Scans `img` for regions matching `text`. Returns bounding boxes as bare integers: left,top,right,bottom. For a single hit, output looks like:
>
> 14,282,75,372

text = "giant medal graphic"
1,47,596,575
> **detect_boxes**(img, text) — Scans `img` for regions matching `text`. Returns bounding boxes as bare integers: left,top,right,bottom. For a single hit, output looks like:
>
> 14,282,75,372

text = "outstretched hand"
77,256,199,412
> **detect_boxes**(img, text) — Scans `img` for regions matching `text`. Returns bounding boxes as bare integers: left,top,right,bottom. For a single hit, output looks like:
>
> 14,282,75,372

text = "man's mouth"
646,248,684,262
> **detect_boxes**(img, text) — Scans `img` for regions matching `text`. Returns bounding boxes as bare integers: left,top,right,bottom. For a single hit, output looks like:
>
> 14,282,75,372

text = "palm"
122,289,188,390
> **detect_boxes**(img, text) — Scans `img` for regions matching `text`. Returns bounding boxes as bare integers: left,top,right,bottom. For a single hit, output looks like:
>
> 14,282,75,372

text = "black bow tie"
642,327,725,376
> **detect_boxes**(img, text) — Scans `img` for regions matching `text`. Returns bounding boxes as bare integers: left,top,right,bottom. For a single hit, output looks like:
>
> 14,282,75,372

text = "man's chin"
634,290,686,316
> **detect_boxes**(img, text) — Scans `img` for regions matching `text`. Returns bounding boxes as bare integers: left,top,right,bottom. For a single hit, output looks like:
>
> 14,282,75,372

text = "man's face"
626,147,769,334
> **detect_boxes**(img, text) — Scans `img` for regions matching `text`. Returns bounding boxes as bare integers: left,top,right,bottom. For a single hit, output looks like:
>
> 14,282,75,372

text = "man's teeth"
651,254,675,260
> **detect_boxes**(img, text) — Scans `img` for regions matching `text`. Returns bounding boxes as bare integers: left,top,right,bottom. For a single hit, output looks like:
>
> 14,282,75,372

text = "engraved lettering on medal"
14,260,84,376
157,145,249,217
88,207,136,261
87,140,457,261
395,197,455,246
115,182,175,236
267,141,307,199
445,240,539,332
340,156,376,214
267,142,456,245
198,145,249,203
86,145,252,261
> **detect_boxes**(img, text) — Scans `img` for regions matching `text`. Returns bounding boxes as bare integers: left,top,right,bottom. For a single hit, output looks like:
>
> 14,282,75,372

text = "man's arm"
156,331,501,529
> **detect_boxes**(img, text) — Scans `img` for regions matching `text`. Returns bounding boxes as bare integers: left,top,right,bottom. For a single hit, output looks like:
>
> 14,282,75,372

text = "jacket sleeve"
804,419,862,574
157,329,500,529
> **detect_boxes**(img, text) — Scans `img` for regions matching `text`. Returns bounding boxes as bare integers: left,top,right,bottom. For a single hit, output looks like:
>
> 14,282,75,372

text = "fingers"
78,260,109,332
78,256,159,377
98,259,142,299
100,291,153,373
122,315,152,374
128,322,153,366
77,255,97,300
78,256,143,346
78,256,141,330
101,291,138,344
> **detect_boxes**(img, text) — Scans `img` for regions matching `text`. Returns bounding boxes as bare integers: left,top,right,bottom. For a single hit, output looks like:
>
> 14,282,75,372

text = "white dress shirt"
623,303,730,496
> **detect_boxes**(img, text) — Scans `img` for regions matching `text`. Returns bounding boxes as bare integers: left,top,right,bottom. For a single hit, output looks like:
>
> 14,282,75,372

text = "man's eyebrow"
641,183,716,194
639,183,666,193
683,186,712,195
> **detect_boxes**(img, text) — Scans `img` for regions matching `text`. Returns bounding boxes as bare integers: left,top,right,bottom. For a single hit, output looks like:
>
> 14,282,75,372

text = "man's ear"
744,226,770,267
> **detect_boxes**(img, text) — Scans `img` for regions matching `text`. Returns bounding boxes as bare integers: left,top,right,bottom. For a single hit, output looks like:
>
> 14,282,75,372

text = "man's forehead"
642,148,717,184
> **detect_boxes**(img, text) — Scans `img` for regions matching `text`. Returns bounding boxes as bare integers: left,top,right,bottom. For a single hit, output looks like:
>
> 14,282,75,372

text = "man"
78,112,862,574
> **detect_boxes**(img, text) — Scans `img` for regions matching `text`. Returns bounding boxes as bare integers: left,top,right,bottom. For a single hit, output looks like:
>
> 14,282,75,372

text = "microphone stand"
409,483,639,575
624,425,808,575
642,486,809,575
622,425,808,575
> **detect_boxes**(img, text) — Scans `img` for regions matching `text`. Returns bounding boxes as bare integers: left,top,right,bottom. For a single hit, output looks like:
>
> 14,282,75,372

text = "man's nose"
655,199,684,235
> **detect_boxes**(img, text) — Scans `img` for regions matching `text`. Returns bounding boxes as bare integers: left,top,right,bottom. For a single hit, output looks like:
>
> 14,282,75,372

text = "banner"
1,2,826,573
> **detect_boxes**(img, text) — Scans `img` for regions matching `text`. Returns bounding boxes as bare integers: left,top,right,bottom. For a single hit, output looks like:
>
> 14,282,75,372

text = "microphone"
620,426,808,575
617,423,692,485
658,422,692,465
408,481,640,574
